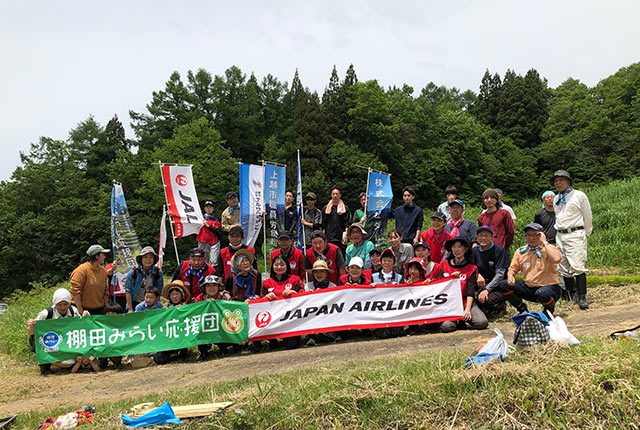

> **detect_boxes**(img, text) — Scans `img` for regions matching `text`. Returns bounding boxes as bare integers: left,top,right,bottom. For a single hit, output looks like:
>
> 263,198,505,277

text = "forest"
0,61,638,297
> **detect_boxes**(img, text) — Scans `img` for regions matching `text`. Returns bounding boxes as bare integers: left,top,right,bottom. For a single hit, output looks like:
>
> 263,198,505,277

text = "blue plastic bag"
121,402,181,428
511,311,549,327
464,352,503,368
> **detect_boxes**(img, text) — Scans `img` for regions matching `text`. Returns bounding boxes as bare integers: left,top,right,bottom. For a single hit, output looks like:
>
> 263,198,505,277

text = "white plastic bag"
547,313,580,345
478,328,515,357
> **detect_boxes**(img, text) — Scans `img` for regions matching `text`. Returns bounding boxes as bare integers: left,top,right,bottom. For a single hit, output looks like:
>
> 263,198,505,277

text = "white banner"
239,163,264,248
161,164,204,238
248,277,464,340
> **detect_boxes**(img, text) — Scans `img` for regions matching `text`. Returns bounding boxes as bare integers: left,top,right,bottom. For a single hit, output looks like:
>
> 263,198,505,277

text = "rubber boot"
562,277,576,302
576,273,589,309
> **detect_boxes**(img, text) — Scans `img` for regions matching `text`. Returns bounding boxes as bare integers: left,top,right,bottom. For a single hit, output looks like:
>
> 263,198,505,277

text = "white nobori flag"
160,164,204,238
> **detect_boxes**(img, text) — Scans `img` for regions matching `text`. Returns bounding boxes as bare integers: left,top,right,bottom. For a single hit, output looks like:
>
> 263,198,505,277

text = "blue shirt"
135,301,163,312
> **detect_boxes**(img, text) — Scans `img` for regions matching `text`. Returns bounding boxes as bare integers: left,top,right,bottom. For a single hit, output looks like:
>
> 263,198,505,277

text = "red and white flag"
160,164,203,238
248,277,464,341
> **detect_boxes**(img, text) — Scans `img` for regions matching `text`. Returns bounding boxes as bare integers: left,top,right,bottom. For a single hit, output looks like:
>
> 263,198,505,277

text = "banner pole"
110,180,118,304
261,160,268,273
297,150,309,285
364,168,371,224
159,162,181,265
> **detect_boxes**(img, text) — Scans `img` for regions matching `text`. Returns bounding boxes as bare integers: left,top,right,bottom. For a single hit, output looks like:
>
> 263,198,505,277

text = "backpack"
131,267,162,285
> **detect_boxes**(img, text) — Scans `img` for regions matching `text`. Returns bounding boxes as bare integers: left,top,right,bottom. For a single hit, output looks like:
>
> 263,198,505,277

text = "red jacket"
439,260,477,304
220,245,256,279
420,228,452,263
270,247,305,277
193,292,226,302
477,209,515,250
175,261,216,301
305,244,341,285
338,272,371,285
261,275,303,298
196,217,221,245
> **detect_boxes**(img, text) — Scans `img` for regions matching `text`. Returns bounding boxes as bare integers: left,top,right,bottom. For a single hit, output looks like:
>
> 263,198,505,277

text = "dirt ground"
1,290,639,416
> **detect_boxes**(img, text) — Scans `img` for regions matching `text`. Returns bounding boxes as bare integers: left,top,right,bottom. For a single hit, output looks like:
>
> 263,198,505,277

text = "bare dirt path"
1,299,638,416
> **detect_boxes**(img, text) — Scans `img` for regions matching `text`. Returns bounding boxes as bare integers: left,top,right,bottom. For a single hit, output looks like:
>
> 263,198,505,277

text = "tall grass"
11,337,640,429
0,283,59,363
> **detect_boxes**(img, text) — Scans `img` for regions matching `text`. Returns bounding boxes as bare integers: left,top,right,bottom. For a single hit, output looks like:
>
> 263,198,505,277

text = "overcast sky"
1,0,639,181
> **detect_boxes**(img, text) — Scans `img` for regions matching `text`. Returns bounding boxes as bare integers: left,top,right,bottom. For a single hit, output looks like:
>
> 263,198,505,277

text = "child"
98,302,124,370
262,255,303,349
370,249,403,285
194,275,230,360
197,200,222,267
154,281,191,364
344,224,374,269
404,257,428,284
363,247,383,279
413,241,440,282
338,257,371,285
438,236,488,333
134,287,163,312
370,249,405,339
305,260,336,291
420,213,453,263
224,249,262,302
195,275,231,302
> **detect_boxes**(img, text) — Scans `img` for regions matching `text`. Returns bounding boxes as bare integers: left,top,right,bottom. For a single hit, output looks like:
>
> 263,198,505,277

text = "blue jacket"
125,265,163,310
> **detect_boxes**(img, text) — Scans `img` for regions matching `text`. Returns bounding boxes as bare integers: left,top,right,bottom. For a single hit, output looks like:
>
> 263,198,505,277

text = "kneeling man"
499,223,562,314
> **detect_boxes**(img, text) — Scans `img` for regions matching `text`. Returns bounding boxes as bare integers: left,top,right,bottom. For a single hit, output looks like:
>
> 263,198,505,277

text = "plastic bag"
477,328,515,357
465,352,503,368
547,312,580,345
121,402,181,428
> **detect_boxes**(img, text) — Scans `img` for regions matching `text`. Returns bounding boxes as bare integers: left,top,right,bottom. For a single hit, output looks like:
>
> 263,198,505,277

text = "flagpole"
158,161,181,265
364,168,371,223
262,160,268,274
110,180,119,304
297,150,309,284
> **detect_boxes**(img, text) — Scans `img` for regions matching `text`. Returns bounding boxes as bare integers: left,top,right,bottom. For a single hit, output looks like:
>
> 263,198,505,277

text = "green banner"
34,300,248,364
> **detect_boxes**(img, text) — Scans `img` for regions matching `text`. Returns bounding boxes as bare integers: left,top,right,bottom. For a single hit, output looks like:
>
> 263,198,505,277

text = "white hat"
52,288,71,306
348,256,364,268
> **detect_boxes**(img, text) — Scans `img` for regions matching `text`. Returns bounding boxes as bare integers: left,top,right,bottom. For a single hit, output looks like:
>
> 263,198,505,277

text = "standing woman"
70,245,111,315
125,246,163,312
262,255,303,349
387,229,414,277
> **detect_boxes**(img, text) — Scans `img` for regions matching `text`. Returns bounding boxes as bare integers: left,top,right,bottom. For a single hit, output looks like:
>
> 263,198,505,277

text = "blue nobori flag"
365,171,393,246
295,151,304,250
239,164,264,248
264,163,286,243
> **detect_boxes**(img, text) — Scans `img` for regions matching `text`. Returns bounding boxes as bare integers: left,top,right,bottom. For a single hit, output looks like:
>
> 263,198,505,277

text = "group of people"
29,169,592,374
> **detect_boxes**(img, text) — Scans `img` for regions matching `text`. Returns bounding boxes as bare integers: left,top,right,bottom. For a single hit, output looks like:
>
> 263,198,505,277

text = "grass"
408,176,640,275
10,336,640,429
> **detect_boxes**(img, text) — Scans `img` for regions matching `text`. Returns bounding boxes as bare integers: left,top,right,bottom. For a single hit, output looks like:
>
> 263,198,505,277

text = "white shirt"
554,189,592,235
35,305,79,320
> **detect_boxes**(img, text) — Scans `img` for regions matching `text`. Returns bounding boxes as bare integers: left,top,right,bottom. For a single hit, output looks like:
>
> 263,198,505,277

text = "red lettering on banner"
255,311,272,328
176,175,188,186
